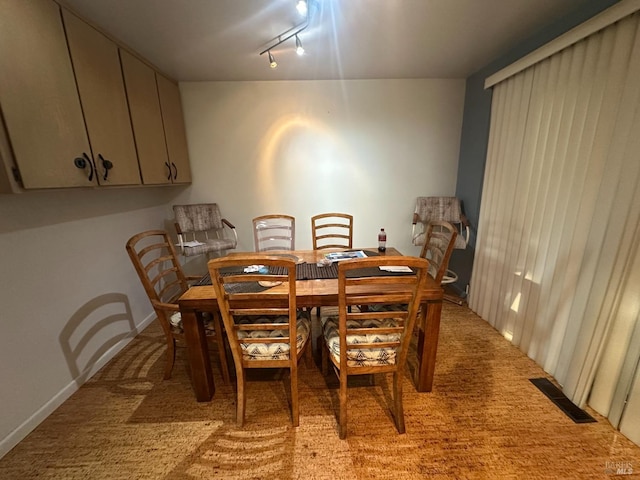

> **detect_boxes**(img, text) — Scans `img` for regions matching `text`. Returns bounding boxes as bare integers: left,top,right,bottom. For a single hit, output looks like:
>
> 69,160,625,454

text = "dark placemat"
194,270,269,293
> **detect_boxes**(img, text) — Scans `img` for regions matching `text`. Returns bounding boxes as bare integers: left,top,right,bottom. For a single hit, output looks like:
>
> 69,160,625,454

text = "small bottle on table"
378,228,387,252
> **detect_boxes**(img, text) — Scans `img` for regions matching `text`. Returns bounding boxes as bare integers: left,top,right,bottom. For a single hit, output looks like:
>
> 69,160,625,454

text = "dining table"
178,247,444,402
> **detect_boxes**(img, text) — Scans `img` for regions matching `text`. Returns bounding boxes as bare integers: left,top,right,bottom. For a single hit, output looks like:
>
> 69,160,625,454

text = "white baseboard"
0,313,155,459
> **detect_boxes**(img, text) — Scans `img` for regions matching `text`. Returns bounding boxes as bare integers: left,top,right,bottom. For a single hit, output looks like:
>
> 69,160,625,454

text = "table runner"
196,261,415,288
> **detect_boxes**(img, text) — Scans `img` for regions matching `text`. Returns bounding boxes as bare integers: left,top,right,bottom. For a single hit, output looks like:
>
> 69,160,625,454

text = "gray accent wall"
451,0,621,297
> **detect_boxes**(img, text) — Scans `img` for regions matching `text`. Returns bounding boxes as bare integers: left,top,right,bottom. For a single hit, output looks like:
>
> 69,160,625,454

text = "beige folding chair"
173,203,237,257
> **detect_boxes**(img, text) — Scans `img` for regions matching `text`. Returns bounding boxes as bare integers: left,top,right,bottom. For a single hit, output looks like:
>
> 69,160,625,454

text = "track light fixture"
259,0,314,68
295,35,304,56
268,51,277,69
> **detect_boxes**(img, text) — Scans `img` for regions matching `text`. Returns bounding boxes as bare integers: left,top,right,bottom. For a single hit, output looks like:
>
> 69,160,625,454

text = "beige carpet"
1,304,639,479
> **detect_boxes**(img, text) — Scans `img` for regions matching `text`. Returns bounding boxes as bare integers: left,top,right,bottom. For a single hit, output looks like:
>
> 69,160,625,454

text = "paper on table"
379,266,412,272
324,250,367,261
178,241,205,247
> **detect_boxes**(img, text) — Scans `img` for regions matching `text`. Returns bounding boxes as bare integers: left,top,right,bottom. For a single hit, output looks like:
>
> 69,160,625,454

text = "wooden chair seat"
322,317,401,367
235,313,311,361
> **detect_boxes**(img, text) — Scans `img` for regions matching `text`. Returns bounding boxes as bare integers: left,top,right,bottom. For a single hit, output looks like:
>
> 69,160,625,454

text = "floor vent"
529,378,596,424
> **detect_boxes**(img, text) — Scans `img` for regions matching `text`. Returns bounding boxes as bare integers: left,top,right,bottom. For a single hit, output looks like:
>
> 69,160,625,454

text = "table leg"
181,309,215,401
415,299,442,392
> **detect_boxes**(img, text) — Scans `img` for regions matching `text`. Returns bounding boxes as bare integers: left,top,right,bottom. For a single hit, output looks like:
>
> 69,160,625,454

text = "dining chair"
208,254,312,427
419,220,458,285
173,203,238,258
411,196,469,303
310,212,354,317
252,214,295,252
125,230,230,383
311,213,353,250
320,255,429,439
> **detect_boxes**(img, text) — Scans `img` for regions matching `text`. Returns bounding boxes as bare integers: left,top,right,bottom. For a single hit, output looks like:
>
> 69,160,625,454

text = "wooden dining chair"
125,230,230,383
252,214,296,252
420,220,458,284
311,213,353,250
208,254,312,427
320,255,429,439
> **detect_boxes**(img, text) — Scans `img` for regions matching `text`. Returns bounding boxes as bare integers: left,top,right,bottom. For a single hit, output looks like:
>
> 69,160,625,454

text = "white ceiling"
60,0,590,82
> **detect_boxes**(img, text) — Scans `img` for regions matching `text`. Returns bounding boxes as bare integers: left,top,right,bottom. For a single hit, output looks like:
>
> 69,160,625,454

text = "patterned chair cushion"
322,315,401,367
234,311,311,361
168,312,216,335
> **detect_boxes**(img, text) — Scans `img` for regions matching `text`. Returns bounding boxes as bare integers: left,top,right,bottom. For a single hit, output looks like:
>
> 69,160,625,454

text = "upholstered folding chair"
208,254,311,427
320,256,429,439
311,213,353,250
126,230,230,383
252,214,295,252
411,196,469,302
173,203,237,257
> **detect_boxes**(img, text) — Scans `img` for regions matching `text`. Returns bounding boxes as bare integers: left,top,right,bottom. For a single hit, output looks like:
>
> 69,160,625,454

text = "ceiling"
60,0,590,82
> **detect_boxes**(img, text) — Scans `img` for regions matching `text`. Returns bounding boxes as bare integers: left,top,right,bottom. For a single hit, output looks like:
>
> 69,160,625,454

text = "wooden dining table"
178,247,444,402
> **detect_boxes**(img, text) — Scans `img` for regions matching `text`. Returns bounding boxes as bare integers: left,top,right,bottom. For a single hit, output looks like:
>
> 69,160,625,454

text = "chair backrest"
252,214,295,251
208,254,299,367
419,221,458,284
412,196,468,249
125,230,188,330
335,256,429,372
174,203,224,233
311,213,353,250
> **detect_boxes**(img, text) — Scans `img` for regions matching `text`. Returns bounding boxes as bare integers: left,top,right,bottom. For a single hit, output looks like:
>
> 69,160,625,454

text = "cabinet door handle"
165,162,172,180
171,162,177,180
98,154,113,181
73,153,94,182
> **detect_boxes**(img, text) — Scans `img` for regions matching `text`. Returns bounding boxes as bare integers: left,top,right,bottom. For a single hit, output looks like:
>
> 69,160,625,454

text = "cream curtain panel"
469,10,640,408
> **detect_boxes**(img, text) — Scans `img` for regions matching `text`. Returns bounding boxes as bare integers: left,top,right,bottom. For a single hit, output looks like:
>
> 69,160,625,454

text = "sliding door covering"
469,11,640,409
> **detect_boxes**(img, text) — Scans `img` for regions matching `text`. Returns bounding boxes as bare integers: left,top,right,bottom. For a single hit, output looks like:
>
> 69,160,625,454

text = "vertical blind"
469,11,640,408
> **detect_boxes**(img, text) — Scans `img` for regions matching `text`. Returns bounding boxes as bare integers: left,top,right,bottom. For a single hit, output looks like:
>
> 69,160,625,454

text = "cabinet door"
0,0,94,189
120,50,171,185
63,9,141,186
157,74,192,184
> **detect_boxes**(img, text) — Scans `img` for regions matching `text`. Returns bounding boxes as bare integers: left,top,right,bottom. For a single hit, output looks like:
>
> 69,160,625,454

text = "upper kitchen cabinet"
120,50,191,185
62,9,141,186
120,50,171,185
0,0,190,192
157,74,192,184
0,0,93,189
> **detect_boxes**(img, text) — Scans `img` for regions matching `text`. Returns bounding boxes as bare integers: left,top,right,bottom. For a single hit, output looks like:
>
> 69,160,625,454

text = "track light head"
295,35,304,56
268,51,277,68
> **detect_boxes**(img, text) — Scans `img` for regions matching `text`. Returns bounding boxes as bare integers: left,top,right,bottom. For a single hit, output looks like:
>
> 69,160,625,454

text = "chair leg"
235,367,246,427
321,340,328,376
392,371,406,434
290,362,300,427
338,369,348,439
164,337,176,380
212,312,231,385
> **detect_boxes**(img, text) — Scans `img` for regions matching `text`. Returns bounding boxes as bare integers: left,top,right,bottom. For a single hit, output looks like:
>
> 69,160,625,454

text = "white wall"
0,77,465,458
0,187,183,457
174,79,465,256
